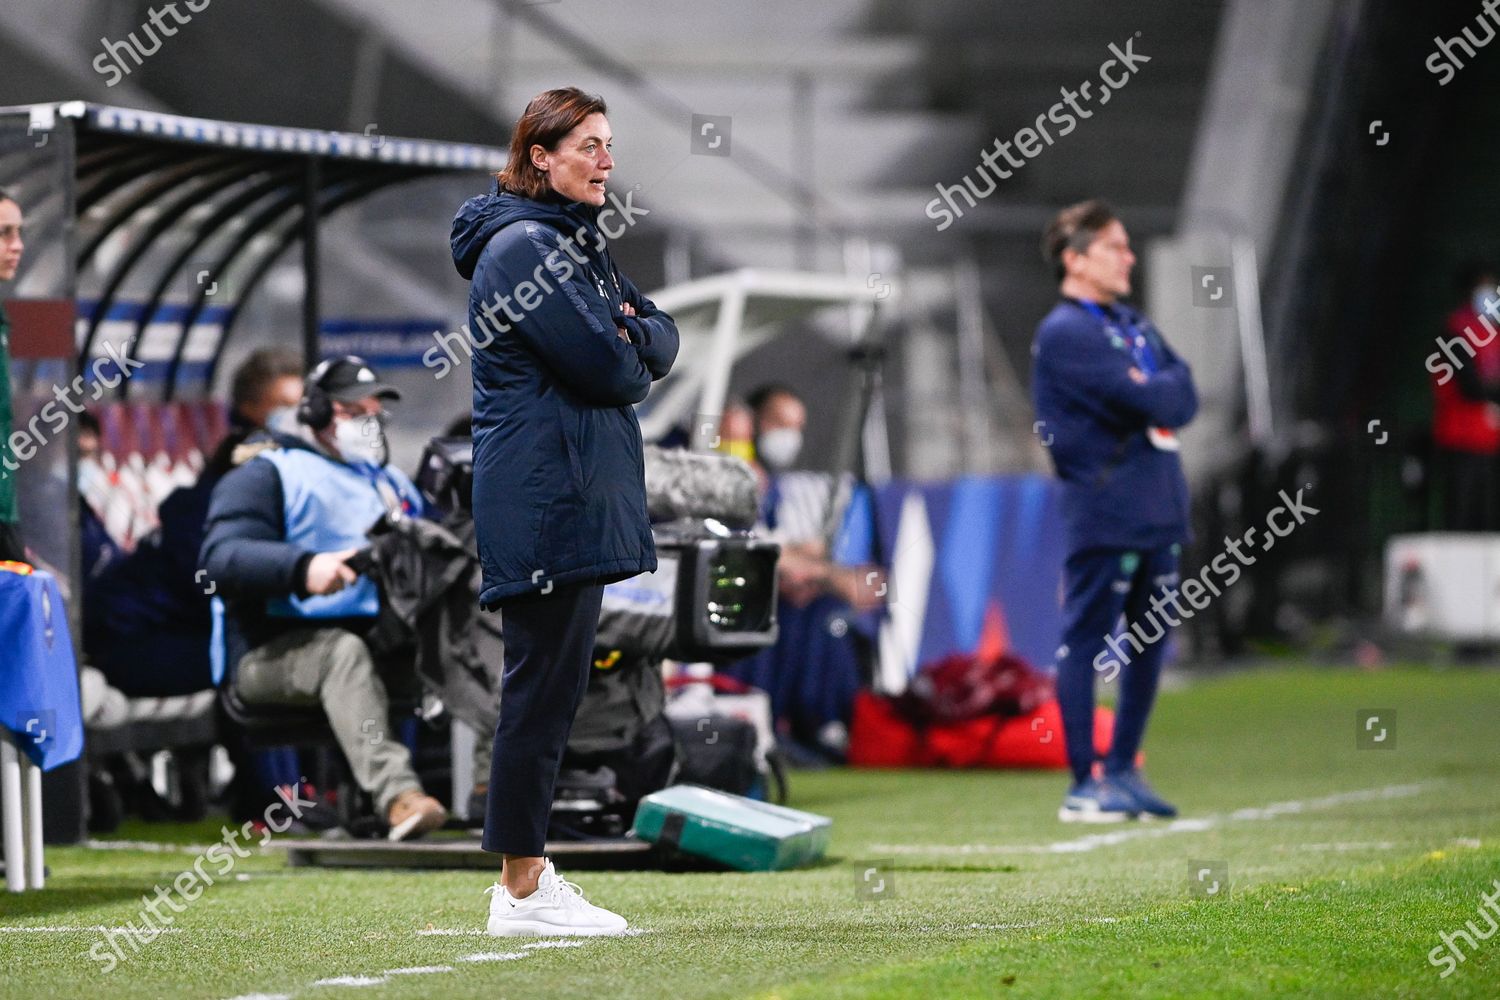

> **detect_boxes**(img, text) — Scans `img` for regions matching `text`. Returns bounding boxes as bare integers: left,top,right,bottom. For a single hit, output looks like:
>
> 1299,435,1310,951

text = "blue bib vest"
209,446,421,686
259,447,420,619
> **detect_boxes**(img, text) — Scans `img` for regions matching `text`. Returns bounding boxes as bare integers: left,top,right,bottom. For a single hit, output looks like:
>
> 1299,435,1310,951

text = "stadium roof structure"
639,267,888,445
637,267,891,501
0,101,507,398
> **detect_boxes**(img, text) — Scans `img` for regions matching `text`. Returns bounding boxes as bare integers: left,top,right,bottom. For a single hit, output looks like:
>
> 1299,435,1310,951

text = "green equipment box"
631,785,832,872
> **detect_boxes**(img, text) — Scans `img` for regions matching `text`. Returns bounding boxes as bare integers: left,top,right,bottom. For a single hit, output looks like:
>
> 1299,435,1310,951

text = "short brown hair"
496,87,608,201
230,347,302,413
1042,199,1117,281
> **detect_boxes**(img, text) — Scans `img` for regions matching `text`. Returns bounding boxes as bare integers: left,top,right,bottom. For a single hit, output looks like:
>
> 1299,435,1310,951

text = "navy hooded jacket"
451,189,678,606
1031,297,1198,554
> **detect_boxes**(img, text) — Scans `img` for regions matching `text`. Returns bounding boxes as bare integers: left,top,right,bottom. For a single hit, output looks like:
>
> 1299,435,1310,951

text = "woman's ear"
529,143,550,173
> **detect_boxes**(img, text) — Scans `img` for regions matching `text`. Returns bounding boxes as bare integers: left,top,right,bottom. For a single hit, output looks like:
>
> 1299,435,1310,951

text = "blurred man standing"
0,189,25,561
1032,200,1198,822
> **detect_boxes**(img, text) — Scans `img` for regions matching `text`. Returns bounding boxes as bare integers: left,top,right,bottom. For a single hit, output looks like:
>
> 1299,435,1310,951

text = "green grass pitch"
2,664,1498,998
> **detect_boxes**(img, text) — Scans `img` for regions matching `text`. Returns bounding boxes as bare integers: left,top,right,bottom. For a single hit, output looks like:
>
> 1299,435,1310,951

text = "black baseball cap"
310,355,401,403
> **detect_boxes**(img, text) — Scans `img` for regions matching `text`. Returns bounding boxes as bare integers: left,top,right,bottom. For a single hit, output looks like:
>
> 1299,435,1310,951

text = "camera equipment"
414,436,473,516
594,518,779,662
414,436,780,662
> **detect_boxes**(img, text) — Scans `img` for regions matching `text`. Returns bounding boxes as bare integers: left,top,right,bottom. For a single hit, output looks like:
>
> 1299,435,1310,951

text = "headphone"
296,356,345,431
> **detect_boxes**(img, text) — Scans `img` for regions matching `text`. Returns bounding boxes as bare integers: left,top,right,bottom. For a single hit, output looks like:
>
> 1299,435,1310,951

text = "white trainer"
484,860,628,937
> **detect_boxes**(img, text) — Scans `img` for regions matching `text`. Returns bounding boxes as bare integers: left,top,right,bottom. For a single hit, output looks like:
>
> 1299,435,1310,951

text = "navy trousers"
482,580,605,856
1055,544,1180,785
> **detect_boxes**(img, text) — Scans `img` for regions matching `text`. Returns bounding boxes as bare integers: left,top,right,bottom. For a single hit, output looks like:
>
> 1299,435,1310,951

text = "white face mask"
756,428,802,470
265,405,300,436
332,413,388,467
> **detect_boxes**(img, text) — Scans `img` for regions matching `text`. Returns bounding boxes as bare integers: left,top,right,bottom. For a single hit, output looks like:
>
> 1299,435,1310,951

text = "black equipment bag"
667,714,759,797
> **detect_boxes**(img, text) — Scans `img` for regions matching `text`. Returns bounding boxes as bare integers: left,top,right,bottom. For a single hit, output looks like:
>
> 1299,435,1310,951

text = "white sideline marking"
965,916,1119,931
312,975,388,987
0,925,183,933
224,994,292,1000
385,965,454,975
523,939,587,949
420,928,641,942
84,838,212,853
458,951,530,962
869,783,1431,856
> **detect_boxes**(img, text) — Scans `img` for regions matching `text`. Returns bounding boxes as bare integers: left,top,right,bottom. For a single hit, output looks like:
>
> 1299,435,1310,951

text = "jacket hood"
450,189,601,280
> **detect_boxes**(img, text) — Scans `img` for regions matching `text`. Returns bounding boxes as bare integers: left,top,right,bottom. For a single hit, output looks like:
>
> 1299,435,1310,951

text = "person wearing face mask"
745,384,882,610
205,347,306,478
1432,260,1500,531
83,349,306,699
720,384,884,762
76,350,318,829
200,354,448,840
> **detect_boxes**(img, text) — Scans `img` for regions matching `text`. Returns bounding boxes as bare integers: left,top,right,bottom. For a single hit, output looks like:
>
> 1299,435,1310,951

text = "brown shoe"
386,789,447,841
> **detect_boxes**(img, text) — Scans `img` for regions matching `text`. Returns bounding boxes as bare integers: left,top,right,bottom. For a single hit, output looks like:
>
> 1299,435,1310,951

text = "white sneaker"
484,860,628,937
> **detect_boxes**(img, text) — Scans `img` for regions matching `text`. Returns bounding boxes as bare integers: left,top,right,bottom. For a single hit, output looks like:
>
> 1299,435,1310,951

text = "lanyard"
362,465,410,519
1075,299,1159,376
1074,299,1182,452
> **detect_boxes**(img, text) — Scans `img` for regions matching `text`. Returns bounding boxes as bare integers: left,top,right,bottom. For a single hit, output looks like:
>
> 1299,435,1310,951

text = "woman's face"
532,112,614,207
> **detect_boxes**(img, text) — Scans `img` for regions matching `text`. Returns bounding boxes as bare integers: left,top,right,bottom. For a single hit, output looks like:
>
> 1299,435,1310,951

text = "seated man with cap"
200,355,448,839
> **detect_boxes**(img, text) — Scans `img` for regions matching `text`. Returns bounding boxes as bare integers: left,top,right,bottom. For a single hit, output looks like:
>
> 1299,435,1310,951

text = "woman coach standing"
451,87,678,936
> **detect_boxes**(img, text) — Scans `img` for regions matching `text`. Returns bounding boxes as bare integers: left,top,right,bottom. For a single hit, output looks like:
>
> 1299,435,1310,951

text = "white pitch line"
84,838,214,853
868,782,1431,856
964,916,1120,931
0,925,184,933
420,928,642,941
384,966,454,975
458,951,530,962
311,975,388,987
522,939,587,949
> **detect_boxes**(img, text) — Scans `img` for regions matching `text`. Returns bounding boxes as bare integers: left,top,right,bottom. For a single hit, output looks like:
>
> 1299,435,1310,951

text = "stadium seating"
86,400,226,552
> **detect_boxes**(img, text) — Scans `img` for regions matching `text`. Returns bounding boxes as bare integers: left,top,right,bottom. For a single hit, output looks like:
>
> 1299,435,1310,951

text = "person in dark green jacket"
0,187,25,562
